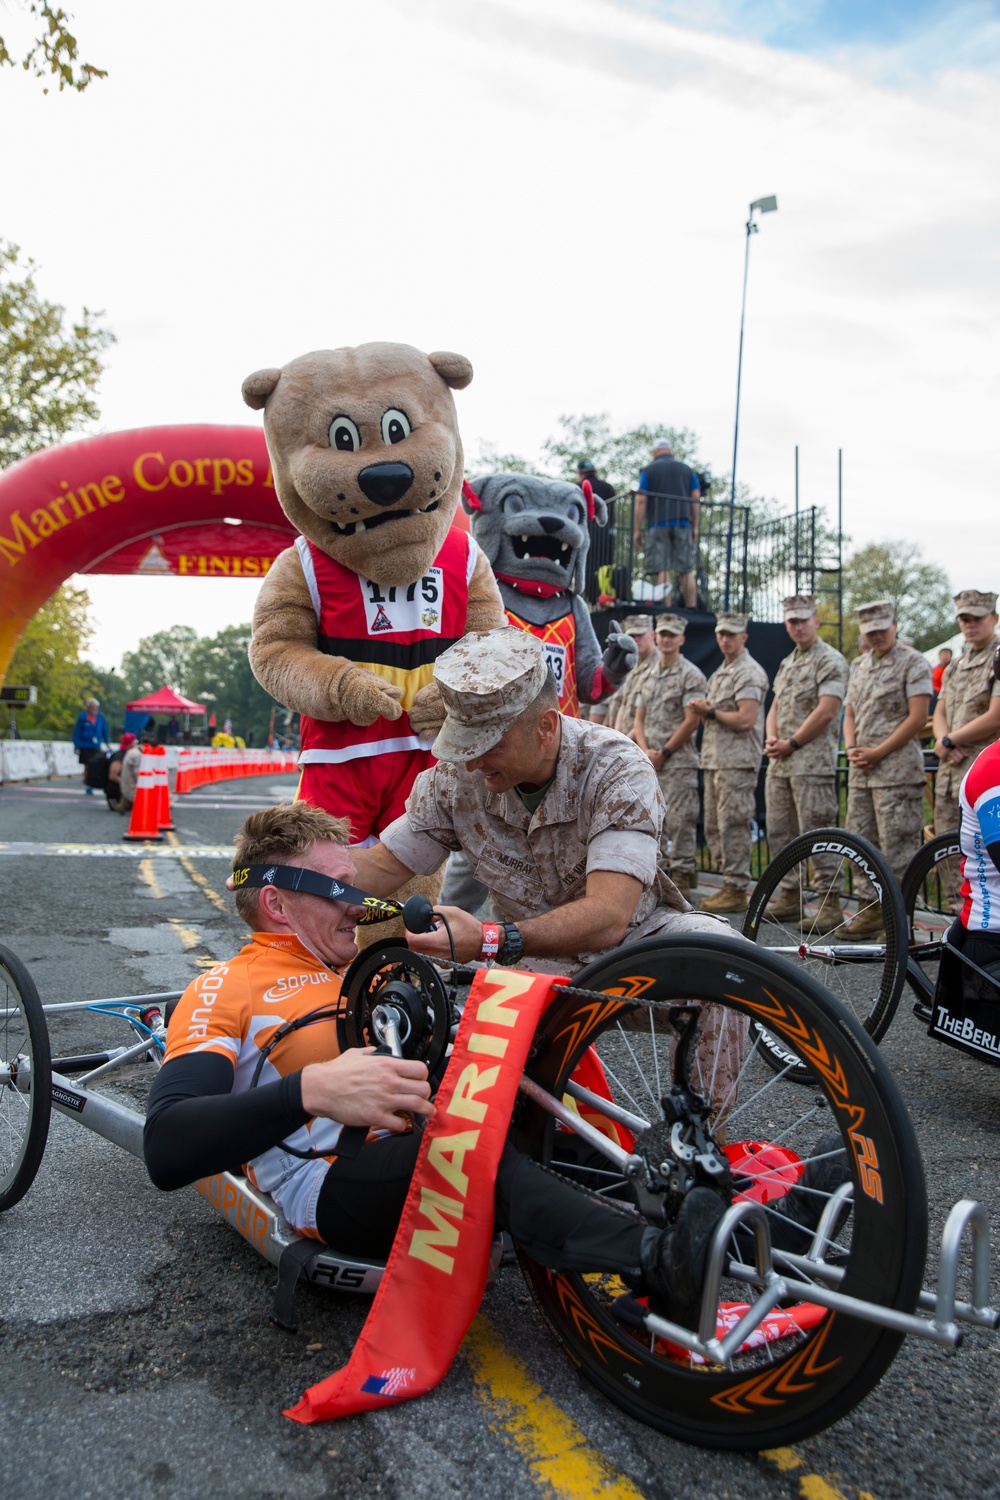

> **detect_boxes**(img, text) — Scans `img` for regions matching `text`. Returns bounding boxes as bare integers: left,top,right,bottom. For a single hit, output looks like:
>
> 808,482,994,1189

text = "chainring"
338,943,452,1075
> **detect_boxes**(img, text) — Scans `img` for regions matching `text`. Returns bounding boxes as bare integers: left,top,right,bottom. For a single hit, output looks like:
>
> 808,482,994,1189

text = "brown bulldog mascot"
242,342,504,877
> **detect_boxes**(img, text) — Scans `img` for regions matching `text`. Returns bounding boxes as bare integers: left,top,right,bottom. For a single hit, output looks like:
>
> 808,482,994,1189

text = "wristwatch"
789,737,801,752
496,921,525,966
661,745,674,759
707,707,717,720
941,735,954,750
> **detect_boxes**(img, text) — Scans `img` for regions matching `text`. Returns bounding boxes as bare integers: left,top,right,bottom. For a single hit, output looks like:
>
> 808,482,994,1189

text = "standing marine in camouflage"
597,614,657,734
763,596,849,932
842,600,932,940
933,589,1000,835
631,613,708,903
688,612,770,915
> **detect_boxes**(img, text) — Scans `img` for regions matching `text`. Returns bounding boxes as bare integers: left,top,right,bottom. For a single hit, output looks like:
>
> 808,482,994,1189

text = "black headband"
231,863,402,925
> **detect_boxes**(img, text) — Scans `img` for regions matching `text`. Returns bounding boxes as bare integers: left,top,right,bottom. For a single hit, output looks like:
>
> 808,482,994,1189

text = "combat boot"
807,895,846,935
670,871,694,902
840,904,886,942
762,891,801,924
699,884,748,915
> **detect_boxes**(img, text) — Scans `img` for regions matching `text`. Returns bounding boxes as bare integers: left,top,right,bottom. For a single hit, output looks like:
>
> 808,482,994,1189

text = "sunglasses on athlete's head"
231,864,402,925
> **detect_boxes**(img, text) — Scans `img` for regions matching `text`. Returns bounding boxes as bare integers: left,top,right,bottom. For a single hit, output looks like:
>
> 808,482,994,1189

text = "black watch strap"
942,735,954,750
789,736,800,752
661,745,673,759
497,921,525,966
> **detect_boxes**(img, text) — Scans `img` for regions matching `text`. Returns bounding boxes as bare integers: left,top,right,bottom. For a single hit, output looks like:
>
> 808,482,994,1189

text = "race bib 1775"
359,569,444,636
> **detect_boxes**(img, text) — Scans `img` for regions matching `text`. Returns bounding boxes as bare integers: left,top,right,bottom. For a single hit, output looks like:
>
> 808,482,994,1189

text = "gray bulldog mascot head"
461,472,634,710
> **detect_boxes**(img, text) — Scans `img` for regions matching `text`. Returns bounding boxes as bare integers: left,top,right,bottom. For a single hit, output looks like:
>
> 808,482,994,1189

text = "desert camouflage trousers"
846,780,925,898
933,759,964,837
765,774,840,894
656,765,700,876
703,768,757,893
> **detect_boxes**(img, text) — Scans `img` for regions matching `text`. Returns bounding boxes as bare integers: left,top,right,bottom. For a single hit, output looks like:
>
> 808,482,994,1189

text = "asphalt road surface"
1,775,999,1500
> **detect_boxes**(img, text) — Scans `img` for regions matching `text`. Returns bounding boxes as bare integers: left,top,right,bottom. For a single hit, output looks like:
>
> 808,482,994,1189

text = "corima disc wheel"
512,932,927,1451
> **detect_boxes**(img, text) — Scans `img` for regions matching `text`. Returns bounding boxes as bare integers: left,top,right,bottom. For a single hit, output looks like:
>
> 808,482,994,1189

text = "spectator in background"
633,437,701,608
107,733,142,814
688,613,769,915
166,715,181,743
932,590,1000,840
932,648,953,699
763,596,849,933
576,459,617,613
73,697,110,796
842,601,932,940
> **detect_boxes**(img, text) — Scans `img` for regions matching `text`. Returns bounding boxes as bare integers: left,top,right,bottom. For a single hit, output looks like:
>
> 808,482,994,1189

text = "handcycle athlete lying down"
144,801,842,1332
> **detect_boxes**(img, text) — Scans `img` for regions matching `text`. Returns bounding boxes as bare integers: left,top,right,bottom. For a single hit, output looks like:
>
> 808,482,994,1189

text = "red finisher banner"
285,967,562,1424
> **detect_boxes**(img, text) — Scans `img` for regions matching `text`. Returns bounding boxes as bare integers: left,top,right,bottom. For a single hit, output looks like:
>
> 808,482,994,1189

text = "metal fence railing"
587,493,841,632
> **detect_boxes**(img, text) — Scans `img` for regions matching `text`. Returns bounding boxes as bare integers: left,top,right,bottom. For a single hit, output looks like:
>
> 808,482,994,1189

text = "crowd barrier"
174,747,299,794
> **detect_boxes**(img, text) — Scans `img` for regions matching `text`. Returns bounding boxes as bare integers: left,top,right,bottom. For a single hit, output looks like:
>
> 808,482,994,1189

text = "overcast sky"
3,0,998,670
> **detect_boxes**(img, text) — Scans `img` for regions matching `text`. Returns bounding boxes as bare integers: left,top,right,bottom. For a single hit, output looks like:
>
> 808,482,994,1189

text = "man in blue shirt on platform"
633,437,701,608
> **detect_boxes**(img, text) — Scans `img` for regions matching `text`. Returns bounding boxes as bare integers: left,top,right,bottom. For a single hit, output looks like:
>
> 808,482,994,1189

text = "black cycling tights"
315,1131,647,1281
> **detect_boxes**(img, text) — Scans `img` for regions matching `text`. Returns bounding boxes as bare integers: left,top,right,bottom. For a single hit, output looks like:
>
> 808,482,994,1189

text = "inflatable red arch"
0,423,474,685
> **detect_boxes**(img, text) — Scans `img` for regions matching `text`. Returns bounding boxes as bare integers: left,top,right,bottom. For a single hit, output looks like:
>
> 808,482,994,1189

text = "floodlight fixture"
750,195,778,215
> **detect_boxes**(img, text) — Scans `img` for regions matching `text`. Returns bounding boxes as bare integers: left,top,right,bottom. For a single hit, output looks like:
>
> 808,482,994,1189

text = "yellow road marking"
167,830,230,913
463,1315,644,1500
138,858,164,899
168,918,201,951
761,1449,869,1500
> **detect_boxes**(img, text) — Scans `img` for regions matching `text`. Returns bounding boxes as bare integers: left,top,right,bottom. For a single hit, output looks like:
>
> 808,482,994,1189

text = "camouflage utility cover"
380,715,687,969
636,655,707,769
845,642,932,786
700,650,770,771
768,636,848,778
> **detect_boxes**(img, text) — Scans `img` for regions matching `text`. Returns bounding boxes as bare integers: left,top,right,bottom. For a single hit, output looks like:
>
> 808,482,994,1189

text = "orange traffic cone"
123,747,165,843
153,746,174,831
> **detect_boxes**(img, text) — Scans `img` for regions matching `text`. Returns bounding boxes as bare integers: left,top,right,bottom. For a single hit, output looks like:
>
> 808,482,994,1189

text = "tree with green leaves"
119,625,201,701
839,541,955,658
187,624,285,748
0,240,115,469
0,4,105,93
5,583,98,736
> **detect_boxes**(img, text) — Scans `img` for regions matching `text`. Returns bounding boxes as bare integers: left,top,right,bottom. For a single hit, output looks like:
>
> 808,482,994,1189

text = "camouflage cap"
856,599,895,633
954,588,998,618
715,612,749,633
620,613,655,634
655,613,687,636
432,628,549,762
782,594,818,621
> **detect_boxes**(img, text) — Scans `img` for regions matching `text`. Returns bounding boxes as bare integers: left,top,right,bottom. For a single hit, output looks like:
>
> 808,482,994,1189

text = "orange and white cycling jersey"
165,931,345,1234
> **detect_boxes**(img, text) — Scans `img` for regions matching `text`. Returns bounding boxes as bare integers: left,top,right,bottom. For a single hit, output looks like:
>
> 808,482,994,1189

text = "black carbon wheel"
0,944,52,1211
744,829,908,1076
902,833,963,940
512,933,927,1451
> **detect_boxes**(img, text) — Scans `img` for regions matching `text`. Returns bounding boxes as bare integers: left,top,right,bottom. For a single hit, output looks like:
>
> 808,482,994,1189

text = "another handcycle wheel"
512,933,927,1451
0,943,52,1211
901,833,963,940
744,829,907,1077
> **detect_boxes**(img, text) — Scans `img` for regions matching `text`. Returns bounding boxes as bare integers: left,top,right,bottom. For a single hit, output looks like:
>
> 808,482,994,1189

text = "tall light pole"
724,194,778,610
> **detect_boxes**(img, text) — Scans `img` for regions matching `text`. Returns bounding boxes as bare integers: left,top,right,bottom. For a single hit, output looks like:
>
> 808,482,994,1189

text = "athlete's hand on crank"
405,905,485,963
300,1049,435,1132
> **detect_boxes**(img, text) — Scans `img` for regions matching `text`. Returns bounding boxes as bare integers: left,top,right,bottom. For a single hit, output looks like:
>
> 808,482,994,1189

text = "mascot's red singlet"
503,606,579,717
295,531,479,840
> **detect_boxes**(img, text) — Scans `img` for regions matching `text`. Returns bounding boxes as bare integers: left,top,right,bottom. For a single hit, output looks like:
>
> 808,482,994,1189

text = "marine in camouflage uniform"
360,628,746,1108
843,600,932,937
763,596,849,931
598,613,657,735
689,612,770,914
632,613,707,902
933,589,1000,835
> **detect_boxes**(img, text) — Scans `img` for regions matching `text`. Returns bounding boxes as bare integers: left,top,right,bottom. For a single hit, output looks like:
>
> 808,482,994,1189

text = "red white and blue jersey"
295,531,479,768
959,740,1000,933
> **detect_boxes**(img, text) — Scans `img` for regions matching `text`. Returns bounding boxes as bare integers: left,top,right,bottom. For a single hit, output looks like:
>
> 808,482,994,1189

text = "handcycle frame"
10,941,998,1367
